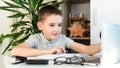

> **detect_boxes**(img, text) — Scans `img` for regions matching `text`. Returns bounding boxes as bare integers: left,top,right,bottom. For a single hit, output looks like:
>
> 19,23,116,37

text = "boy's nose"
54,27,60,32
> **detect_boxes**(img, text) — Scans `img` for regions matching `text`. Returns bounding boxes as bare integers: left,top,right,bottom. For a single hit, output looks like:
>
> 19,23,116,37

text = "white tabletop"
3,56,100,68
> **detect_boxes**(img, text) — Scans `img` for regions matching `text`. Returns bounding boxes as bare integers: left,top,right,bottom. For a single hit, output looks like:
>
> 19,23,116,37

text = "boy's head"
37,5,63,40
38,5,62,22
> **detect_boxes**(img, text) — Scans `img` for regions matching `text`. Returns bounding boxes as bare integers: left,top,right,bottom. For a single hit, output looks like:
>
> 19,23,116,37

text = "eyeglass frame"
53,56,86,65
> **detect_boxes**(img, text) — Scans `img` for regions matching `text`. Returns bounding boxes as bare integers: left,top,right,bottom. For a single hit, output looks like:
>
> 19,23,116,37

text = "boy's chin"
51,37,57,40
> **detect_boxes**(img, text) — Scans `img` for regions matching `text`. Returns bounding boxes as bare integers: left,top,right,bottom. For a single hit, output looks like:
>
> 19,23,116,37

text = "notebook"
101,23,120,65
27,53,88,60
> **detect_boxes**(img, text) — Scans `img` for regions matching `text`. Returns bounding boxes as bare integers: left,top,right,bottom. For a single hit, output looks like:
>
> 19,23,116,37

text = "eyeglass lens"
54,56,85,65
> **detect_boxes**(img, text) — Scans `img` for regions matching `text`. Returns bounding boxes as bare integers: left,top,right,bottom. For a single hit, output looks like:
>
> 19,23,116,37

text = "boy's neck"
41,32,51,41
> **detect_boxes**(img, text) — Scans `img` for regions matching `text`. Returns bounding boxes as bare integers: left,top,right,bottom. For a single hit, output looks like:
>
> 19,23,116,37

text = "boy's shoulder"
28,33,69,39
28,33,41,38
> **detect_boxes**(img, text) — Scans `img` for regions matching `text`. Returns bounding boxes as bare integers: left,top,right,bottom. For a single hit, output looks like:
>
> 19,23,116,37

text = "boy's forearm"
11,47,49,57
87,43,101,55
79,43,101,55
70,42,101,55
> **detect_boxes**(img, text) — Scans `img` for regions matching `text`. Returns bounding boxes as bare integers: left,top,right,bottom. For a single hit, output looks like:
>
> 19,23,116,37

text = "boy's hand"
47,46,66,54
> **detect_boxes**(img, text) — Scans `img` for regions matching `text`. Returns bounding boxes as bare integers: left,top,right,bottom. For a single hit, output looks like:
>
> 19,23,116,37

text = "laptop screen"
101,23,120,65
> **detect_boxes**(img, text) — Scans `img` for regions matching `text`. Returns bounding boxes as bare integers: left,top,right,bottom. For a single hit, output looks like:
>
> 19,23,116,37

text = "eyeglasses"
54,56,85,65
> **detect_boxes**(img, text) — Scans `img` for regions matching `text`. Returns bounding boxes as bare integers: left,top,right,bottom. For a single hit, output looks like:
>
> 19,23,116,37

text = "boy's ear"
37,22,42,30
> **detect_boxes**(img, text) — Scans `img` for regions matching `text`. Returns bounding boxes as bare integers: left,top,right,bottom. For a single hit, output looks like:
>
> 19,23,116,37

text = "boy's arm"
11,42,65,57
69,42,101,55
10,42,48,57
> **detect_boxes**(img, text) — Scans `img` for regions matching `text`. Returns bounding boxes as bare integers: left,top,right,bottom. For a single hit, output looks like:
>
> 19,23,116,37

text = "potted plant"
0,0,66,54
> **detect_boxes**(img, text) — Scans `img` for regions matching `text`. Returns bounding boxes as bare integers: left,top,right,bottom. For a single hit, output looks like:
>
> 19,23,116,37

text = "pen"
83,62,99,66
12,61,24,64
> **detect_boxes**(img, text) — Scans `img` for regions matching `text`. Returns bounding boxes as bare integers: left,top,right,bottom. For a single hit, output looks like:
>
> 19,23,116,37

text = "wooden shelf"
66,0,90,46
71,37,90,40
73,38,90,45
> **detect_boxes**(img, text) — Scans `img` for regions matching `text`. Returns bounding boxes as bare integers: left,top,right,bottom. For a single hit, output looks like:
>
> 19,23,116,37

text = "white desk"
4,56,100,68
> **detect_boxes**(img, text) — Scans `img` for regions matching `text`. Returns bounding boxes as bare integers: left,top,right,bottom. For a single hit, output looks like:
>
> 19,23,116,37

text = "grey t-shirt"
25,33,74,49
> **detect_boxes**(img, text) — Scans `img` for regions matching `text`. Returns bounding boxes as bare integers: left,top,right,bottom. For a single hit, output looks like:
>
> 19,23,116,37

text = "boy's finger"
60,47,66,53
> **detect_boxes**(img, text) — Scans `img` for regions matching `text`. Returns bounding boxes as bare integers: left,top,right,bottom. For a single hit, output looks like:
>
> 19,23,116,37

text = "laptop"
27,53,88,60
101,23,120,65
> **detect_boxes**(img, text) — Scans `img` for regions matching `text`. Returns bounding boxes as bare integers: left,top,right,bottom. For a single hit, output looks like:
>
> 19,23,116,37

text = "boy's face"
38,14,63,40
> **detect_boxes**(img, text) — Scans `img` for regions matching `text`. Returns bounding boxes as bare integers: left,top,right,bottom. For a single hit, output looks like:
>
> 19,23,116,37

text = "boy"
11,5,100,57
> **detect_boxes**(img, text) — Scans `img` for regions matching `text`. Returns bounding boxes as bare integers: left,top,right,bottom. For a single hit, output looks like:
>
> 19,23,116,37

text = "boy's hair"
38,5,62,22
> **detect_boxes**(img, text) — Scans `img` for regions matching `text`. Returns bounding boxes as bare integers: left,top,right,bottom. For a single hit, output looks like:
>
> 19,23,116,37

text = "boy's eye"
49,23,62,27
59,23,62,26
49,24,54,27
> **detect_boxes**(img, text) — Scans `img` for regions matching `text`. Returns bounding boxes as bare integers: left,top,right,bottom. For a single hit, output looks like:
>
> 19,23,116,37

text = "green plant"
0,0,66,54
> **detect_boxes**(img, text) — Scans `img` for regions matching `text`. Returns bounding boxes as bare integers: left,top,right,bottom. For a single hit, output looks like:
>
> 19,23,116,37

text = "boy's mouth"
52,34,58,37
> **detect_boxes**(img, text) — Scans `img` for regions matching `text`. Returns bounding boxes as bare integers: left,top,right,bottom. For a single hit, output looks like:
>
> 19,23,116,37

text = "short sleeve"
62,35,74,48
25,35,37,48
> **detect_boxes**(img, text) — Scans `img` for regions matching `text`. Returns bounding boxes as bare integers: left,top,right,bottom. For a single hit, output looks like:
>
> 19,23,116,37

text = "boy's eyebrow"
59,22,63,24
49,22,63,24
58,23,63,25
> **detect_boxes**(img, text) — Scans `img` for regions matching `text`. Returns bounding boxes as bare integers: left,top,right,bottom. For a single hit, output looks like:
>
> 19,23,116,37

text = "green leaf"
11,21,30,32
22,0,28,4
8,12,25,18
0,34,15,44
26,27,33,34
28,0,36,11
0,6,18,9
4,1,21,8
12,34,31,46
35,0,44,11
0,34,4,43
11,0,28,10
11,21,30,28
31,13,39,33
0,7,19,12
0,34,14,39
11,0,23,6
11,31,24,40
2,31,30,54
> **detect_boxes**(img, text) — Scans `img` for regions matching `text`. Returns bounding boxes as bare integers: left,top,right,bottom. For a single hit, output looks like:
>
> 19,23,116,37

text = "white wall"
91,0,120,44
0,0,13,68
0,0,13,52
0,1,14,52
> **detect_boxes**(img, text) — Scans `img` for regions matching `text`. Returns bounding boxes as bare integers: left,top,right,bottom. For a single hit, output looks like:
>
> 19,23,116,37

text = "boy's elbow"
81,50,93,55
83,51,94,56
10,47,17,56
10,46,21,56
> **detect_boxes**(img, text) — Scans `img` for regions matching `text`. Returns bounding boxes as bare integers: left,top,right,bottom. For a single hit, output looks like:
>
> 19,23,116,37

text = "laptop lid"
101,23,120,65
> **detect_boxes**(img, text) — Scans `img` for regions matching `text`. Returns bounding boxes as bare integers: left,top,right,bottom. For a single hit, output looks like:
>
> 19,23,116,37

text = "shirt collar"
40,33,53,43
